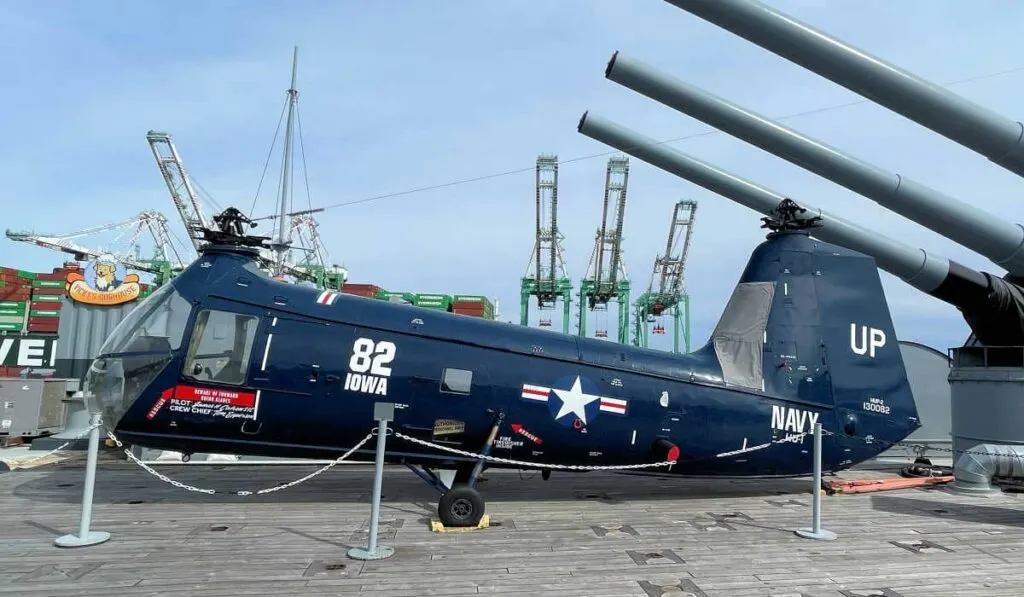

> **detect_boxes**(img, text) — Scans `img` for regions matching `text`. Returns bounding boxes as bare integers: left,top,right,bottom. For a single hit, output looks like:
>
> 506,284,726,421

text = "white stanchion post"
55,412,112,548
795,422,837,541
348,403,395,561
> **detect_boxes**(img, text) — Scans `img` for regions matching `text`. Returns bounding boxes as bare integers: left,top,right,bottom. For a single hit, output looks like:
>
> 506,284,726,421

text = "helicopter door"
246,314,339,445
177,304,264,433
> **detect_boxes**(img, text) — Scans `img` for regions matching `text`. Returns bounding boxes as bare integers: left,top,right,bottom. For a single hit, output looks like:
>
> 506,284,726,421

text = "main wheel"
437,484,485,528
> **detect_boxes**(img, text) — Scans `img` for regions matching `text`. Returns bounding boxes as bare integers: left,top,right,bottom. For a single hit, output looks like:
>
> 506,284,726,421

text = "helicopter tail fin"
706,230,919,438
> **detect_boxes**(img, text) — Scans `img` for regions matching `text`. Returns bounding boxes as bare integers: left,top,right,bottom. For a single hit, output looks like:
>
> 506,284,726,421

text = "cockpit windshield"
97,282,192,357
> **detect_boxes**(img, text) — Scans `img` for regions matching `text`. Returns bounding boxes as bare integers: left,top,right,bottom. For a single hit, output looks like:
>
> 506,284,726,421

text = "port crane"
285,208,346,290
4,211,190,285
144,50,345,291
146,130,209,253
520,154,573,333
578,156,631,343
633,199,697,353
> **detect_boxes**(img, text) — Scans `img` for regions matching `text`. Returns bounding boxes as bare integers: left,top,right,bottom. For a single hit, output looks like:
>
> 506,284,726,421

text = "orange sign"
65,255,141,306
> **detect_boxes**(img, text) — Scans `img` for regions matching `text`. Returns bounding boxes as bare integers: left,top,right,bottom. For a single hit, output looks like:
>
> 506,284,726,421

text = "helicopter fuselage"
87,231,920,480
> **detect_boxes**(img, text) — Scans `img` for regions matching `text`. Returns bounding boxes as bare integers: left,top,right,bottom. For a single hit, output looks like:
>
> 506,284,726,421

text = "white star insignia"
551,375,600,424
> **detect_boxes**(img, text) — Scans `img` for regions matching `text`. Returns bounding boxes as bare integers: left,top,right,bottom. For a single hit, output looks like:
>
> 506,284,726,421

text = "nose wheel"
408,409,503,529
437,484,485,528
407,465,489,528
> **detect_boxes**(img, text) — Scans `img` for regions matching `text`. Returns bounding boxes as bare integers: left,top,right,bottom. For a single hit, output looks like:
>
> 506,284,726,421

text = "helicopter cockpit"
84,208,293,434
83,277,259,430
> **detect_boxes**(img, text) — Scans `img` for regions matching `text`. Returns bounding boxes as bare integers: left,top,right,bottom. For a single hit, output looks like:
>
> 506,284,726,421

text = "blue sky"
3,0,1024,354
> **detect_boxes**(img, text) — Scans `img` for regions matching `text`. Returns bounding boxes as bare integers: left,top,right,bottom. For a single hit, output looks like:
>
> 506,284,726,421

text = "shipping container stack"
413,293,453,312
5,261,157,336
29,267,70,334
1,261,159,379
385,291,417,306
0,267,33,333
340,283,388,300
451,295,495,320
337,284,494,319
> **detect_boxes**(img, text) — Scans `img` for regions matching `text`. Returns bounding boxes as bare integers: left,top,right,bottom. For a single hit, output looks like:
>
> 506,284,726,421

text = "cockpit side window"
183,309,259,386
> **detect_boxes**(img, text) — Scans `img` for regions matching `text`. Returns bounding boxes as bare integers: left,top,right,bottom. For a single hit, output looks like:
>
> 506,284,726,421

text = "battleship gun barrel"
577,112,1024,345
577,111,988,298
603,51,1024,277
664,0,1024,177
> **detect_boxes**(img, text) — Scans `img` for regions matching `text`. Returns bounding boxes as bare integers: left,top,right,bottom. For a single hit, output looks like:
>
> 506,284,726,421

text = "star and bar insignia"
520,375,627,428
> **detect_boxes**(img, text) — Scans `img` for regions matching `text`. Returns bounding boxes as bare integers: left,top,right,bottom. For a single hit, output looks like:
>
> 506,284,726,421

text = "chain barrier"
0,422,102,470
77,415,1024,497
104,428,374,495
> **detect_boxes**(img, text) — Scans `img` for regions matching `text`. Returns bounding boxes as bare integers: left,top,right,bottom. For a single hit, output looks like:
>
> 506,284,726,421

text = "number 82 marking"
349,337,397,376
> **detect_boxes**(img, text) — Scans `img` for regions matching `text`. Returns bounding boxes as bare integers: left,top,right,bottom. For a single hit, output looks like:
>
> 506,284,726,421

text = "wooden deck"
1,454,1022,596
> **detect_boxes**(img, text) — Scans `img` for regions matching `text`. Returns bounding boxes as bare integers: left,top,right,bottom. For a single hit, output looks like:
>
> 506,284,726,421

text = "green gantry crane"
634,199,697,353
520,155,572,333
578,156,631,343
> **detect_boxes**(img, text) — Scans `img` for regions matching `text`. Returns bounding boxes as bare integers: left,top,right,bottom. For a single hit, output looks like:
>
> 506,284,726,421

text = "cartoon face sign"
66,255,141,306
90,256,125,292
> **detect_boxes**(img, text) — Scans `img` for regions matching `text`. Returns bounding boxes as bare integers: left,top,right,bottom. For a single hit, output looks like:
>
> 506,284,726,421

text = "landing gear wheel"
437,484,485,528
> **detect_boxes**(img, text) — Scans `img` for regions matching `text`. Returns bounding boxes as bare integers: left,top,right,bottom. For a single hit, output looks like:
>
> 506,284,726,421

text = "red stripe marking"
522,388,549,397
146,397,167,420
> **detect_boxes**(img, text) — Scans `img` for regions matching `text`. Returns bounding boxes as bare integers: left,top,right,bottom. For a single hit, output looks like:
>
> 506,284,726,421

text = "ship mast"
272,46,300,275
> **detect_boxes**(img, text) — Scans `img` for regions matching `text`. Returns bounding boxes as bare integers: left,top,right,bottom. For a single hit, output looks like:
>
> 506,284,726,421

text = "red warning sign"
170,384,256,407
148,384,258,421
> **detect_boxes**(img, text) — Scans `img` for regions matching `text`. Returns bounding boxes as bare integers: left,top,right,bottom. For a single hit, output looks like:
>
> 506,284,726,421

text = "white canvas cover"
712,281,775,390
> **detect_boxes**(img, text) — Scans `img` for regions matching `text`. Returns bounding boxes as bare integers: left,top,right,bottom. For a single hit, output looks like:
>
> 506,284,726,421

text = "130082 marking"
345,337,397,396
862,397,891,415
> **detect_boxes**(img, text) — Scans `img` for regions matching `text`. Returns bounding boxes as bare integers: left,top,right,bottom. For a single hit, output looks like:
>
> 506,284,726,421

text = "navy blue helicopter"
86,202,919,527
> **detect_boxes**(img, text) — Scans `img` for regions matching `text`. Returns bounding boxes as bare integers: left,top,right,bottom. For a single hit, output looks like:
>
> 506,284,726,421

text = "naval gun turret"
601,51,1024,278
663,0,1024,179
576,112,1024,347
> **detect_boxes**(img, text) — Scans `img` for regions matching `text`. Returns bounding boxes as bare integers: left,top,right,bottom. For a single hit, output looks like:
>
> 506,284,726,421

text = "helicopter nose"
84,353,173,429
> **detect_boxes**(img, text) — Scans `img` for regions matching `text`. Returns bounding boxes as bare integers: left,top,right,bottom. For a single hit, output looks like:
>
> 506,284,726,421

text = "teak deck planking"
1,456,1022,596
